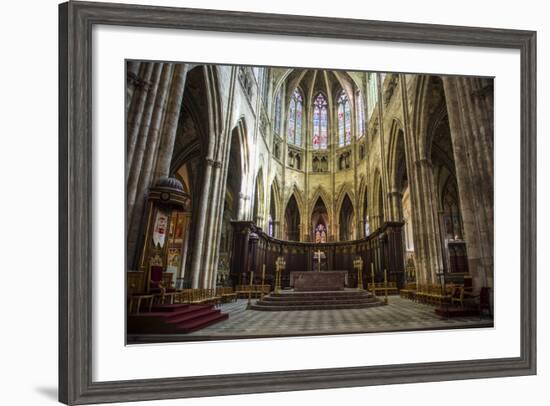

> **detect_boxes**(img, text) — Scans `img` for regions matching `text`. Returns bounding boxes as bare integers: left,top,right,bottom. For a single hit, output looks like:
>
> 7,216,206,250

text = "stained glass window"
268,214,274,237
315,224,327,243
364,216,370,237
367,73,378,120
312,93,328,150
338,91,352,147
273,90,282,135
287,89,303,146
356,91,365,138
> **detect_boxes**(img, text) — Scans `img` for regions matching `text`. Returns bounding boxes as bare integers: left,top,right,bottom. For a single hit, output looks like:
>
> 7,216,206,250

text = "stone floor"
128,296,493,344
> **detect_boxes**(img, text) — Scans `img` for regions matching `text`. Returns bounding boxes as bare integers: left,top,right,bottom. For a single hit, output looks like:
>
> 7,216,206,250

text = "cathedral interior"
125,61,494,341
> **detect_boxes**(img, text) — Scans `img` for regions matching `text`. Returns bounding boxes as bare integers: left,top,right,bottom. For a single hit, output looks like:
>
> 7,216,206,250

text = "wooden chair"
126,273,154,314
128,294,155,314
451,286,465,308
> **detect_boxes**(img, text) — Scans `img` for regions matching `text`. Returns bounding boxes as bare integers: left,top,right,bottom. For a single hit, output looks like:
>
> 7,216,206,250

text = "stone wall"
125,62,494,295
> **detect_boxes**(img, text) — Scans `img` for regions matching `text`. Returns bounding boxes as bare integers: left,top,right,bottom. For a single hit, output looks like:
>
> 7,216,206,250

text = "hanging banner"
152,210,169,248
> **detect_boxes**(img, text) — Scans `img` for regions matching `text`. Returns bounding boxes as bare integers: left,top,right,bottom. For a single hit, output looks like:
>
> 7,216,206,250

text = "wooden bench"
367,282,399,295
176,288,221,306
399,282,417,300
415,284,455,306
235,284,271,298
216,287,238,303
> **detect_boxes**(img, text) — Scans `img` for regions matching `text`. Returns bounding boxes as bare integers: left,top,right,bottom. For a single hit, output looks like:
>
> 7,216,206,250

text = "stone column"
273,220,280,238
126,63,170,209
128,63,189,272
127,62,155,180
415,158,444,285
375,74,392,226
189,158,216,288
442,76,494,291
178,213,192,283
238,193,249,220
127,62,164,223
126,63,174,267
126,61,142,114
371,214,380,231
202,67,238,290
399,74,437,289
229,221,253,287
154,63,190,180
248,232,260,277
388,190,403,221
201,160,223,289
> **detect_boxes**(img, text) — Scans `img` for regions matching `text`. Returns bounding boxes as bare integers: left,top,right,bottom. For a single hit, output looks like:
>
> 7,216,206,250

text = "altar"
290,270,348,291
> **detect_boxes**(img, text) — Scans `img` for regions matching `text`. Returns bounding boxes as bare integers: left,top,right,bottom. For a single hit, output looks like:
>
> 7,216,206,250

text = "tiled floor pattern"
130,296,493,343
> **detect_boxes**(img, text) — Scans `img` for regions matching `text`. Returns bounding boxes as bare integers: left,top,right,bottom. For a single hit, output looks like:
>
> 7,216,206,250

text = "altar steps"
128,304,228,334
251,290,385,311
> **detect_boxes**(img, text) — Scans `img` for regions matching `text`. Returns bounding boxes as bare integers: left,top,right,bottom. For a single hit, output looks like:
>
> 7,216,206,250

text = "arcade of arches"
126,62,494,309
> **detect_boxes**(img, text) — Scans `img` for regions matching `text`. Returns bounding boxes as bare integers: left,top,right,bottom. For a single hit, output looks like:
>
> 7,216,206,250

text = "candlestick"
371,263,375,296
384,269,388,304
316,249,322,272
356,259,363,291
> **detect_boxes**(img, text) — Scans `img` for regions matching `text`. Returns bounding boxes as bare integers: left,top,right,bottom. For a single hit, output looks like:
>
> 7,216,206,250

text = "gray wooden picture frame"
59,1,537,404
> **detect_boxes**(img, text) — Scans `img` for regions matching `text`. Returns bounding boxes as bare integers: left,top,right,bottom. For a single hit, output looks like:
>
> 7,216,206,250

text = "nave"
125,62,494,340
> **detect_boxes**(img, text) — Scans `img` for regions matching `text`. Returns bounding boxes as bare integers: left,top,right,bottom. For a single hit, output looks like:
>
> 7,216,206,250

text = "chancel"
125,62,494,342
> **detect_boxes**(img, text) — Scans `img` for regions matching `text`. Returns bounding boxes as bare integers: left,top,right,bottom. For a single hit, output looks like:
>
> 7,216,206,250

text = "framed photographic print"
59,1,536,404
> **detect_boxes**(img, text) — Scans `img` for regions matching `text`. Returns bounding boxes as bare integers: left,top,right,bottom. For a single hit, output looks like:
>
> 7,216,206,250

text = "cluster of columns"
389,74,493,292
189,68,244,290
127,63,246,290
364,73,493,294
442,76,494,290
386,75,451,290
126,61,190,269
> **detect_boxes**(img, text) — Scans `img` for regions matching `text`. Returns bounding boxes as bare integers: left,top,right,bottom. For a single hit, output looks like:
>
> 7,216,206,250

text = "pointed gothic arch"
252,167,265,227
284,192,302,241
338,193,355,241
371,169,385,231
357,175,369,237
309,186,333,219
268,176,282,238
311,196,329,243
335,183,355,215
